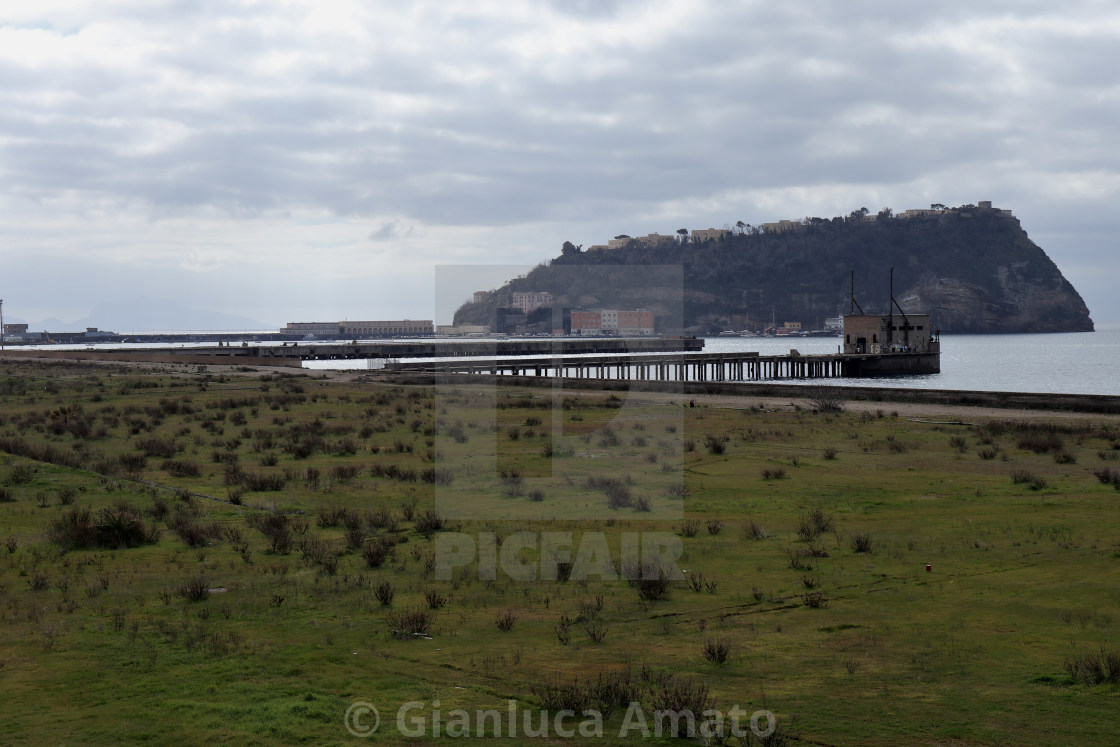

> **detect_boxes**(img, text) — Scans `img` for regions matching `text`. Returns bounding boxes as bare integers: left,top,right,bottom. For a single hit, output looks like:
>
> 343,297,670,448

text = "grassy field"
0,358,1118,745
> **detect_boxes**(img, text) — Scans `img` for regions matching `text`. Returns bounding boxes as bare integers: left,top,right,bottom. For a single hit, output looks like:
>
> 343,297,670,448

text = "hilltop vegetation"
456,205,1092,334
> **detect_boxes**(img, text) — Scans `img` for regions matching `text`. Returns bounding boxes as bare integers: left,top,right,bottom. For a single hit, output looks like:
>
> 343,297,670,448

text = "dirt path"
619,389,1120,423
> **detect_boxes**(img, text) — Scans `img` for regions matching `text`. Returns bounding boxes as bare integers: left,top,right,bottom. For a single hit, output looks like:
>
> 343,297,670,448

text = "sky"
1,0,1118,329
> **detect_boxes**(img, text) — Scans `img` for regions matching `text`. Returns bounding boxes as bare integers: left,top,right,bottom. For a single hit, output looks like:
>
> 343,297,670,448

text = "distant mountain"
23,299,271,333
455,204,1093,335
5,316,68,330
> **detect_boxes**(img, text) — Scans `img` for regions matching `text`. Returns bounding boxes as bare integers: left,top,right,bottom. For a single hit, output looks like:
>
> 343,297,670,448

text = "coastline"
5,351,1119,422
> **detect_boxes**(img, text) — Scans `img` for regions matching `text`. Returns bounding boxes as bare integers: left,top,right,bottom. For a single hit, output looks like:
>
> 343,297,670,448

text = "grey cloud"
0,0,1118,320
369,221,413,242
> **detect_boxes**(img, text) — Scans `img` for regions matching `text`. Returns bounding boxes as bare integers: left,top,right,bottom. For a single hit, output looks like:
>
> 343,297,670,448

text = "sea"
13,328,1120,397
694,329,1120,396
302,327,1120,397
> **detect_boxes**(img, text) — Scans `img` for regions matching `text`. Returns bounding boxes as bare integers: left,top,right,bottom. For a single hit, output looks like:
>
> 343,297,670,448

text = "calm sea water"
19,329,1118,396
304,329,1120,396
698,328,1120,396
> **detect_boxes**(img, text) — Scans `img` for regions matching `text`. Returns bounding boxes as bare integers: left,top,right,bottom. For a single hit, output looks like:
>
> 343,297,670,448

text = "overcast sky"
2,0,1117,329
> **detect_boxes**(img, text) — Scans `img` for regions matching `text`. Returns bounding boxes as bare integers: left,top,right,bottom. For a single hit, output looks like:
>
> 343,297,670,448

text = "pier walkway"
386,349,939,381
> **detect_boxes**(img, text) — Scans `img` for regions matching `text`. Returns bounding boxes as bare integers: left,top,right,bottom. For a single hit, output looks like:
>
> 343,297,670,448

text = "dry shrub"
702,638,732,664
387,608,433,639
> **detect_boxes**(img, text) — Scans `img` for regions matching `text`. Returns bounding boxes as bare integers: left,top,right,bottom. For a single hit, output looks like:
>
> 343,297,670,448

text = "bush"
822,447,838,460
850,532,874,553
179,577,210,602
330,464,362,483
369,506,399,532
387,608,433,639
161,459,201,478
1065,647,1120,684
317,506,360,529
806,387,844,413
762,467,786,480
345,527,366,551
241,472,287,492
703,434,728,455
797,506,833,539
170,515,221,548
807,507,833,533
584,619,608,643
362,537,395,569
49,505,160,551
802,591,828,608
679,519,700,538
742,518,768,540
631,564,673,601
605,482,632,510
420,467,453,485
1011,469,1047,490
8,464,35,485
786,547,812,571
499,469,524,498
135,436,180,458
414,509,445,538
250,512,294,554
702,638,732,664
1093,468,1120,486
1017,432,1064,454
646,678,715,738
495,609,518,631
374,581,394,606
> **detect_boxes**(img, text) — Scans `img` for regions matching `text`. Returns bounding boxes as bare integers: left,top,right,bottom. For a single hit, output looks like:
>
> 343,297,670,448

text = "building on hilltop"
761,219,802,233
690,228,729,243
898,208,945,219
637,233,677,248
511,292,553,313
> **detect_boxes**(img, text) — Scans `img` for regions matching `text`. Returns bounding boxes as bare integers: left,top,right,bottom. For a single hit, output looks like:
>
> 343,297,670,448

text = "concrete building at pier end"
841,313,940,374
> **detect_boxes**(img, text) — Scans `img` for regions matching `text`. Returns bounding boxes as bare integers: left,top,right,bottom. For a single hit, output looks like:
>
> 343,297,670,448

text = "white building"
511,292,553,313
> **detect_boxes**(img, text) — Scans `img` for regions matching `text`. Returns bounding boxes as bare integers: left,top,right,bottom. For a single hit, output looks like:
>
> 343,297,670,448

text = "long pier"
0,337,704,366
386,349,939,381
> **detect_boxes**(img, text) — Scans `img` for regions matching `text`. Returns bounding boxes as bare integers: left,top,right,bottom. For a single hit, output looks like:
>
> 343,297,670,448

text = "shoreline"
4,352,1119,422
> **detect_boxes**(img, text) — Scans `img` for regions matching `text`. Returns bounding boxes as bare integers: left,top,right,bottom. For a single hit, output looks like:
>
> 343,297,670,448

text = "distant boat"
719,330,738,336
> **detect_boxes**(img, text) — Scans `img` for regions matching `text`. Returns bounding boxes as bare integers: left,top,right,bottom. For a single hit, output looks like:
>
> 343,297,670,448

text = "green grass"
0,359,1118,744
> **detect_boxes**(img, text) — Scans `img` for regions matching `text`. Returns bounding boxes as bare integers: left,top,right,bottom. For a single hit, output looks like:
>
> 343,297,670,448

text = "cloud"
0,0,1117,323
368,221,413,242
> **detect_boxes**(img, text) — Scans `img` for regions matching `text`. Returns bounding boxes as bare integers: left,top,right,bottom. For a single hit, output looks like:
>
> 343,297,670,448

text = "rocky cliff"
456,205,1093,335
